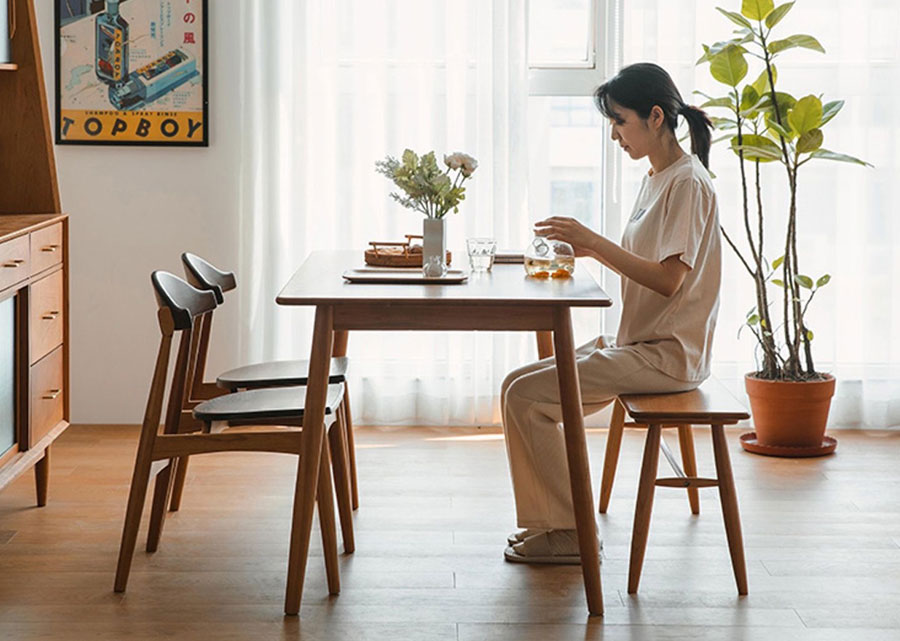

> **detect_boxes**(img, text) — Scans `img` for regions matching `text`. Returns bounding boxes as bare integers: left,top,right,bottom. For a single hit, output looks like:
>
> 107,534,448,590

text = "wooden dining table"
276,250,613,616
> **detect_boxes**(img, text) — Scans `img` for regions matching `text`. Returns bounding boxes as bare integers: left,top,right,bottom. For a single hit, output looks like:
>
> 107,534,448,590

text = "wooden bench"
599,378,750,596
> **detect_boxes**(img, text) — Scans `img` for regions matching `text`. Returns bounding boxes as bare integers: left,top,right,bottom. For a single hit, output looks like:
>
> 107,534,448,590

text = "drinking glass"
466,238,498,272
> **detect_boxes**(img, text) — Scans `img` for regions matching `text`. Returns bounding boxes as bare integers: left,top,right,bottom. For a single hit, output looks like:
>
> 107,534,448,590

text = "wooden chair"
169,252,360,516
114,271,347,605
601,379,750,595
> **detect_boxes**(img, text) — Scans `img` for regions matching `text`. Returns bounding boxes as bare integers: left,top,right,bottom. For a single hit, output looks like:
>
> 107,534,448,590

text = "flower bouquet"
375,149,478,276
375,149,477,219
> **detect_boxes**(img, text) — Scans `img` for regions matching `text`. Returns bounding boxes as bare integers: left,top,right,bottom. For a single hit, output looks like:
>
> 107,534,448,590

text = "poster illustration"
55,0,208,146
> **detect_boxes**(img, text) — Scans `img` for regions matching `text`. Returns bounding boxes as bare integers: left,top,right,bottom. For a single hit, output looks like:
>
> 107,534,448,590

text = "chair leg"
168,456,190,512
34,447,50,507
146,460,176,553
342,382,359,510
677,425,700,515
628,424,661,594
711,424,748,596
114,440,156,592
328,408,356,554
317,435,341,595
599,398,626,513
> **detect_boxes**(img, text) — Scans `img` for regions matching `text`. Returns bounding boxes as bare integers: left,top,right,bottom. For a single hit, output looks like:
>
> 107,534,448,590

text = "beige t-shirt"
615,154,721,382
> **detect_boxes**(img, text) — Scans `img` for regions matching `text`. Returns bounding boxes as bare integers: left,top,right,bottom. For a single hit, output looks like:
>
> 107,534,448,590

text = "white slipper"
503,529,601,565
506,528,545,546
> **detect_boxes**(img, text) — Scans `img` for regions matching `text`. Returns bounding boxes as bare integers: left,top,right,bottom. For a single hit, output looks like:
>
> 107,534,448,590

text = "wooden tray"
364,235,452,267
342,268,468,284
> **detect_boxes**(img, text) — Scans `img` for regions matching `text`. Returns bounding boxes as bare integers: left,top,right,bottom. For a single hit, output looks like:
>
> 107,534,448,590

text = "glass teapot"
524,235,575,279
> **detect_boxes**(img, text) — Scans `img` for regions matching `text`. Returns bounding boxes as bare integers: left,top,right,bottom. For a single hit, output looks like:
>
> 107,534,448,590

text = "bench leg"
677,425,700,515
628,423,661,594
599,399,626,514
711,424,748,595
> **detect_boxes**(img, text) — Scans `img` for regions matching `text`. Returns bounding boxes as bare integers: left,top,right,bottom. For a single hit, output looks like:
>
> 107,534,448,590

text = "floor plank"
1,424,898,639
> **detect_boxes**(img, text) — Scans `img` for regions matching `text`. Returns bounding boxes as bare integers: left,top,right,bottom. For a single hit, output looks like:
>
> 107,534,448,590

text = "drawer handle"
42,311,61,320
42,245,60,253
3,259,24,268
43,389,62,400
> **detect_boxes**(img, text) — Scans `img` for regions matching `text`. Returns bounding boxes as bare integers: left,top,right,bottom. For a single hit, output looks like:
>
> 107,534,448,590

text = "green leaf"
751,65,777,96
771,278,785,287
741,85,760,111
806,330,814,341
797,128,824,153
816,274,831,287
731,134,783,162
717,7,753,29
820,100,844,127
709,116,738,129
765,2,794,28
809,149,873,167
742,0,774,20
766,117,793,140
788,95,823,136
795,274,814,289
772,255,784,270
710,45,749,86
747,314,760,326
768,34,826,54
402,149,418,169
701,96,736,110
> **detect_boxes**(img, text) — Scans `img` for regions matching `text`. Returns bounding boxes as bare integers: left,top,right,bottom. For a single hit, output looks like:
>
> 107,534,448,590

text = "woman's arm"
534,216,690,298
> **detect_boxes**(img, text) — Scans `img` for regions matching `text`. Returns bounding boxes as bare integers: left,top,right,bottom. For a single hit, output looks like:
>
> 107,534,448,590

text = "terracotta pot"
744,373,835,448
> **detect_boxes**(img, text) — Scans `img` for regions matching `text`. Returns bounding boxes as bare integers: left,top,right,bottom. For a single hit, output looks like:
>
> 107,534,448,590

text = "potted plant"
376,149,477,276
696,0,871,456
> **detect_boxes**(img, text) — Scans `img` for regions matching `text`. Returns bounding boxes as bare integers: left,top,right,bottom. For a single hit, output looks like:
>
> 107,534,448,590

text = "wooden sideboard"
0,0,69,503
0,215,69,502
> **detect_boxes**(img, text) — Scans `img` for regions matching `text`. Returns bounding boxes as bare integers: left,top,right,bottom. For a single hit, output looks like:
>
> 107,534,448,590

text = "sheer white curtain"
238,0,548,426
619,0,900,428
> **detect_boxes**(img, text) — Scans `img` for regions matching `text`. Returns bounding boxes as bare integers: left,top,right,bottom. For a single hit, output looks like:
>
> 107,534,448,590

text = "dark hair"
594,63,713,169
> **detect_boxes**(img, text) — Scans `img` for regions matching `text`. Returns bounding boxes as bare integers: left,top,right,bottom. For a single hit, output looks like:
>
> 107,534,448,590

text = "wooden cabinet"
1,0,68,504
0,217,69,501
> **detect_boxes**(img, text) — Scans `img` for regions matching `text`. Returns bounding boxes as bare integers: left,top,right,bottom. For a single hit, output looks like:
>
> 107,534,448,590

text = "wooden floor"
1,425,900,640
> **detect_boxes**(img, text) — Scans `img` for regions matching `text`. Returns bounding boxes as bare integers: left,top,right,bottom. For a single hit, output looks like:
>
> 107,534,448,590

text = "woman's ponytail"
679,104,713,170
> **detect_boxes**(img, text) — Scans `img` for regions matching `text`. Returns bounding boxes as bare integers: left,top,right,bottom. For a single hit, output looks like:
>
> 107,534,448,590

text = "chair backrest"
181,252,237,303
152,270,218,330
177,254,238,407
145,271,219,439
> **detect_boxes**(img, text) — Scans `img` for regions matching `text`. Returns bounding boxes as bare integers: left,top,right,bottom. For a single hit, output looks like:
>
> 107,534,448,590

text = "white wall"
34,3,244,424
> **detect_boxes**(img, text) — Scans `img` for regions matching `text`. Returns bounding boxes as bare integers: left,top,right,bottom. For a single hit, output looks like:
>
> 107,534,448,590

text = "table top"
277,250,613,308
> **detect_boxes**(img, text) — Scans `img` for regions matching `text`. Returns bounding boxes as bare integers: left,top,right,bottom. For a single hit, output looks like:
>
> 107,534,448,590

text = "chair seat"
217,357,349,390
193,384,345,423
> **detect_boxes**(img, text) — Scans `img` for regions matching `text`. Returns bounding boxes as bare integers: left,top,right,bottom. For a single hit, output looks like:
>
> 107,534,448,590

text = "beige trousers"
501,336,699,530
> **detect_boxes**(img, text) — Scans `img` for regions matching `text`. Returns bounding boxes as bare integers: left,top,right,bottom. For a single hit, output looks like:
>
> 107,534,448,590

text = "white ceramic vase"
422,217,447,277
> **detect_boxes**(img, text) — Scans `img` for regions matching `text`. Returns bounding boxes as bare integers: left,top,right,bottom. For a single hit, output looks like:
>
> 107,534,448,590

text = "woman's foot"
506,528,546,546
503,529,602,565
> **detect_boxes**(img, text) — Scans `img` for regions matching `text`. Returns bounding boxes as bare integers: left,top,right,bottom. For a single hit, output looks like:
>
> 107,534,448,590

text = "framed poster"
55,0,208,146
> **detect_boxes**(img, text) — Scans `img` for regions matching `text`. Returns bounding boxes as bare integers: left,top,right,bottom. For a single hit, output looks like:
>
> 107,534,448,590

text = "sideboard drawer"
0,235,30,291
30,269,64,364
30,346,65,448
30,223,63,276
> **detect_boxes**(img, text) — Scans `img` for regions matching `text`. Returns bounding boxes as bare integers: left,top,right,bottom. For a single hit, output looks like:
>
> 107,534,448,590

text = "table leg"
552,307,604,617
536,330,554,360
284,305,335,616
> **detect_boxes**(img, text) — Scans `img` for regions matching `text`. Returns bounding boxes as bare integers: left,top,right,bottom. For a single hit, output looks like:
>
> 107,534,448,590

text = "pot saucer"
739,432,836,457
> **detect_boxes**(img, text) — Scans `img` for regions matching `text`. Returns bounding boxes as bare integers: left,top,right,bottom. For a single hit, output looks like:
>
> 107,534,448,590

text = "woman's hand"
533,216,600,258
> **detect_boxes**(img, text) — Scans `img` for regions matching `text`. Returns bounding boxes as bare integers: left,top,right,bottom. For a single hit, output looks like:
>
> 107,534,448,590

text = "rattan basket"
364,235,452,267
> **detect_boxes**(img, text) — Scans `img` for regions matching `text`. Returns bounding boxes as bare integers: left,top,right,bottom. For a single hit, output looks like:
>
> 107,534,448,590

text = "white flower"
444,153,463,170
460,154,478,177
445,152,478,176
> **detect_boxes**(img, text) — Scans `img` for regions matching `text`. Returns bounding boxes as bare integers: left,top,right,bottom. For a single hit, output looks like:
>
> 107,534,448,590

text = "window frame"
527,0,608,96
